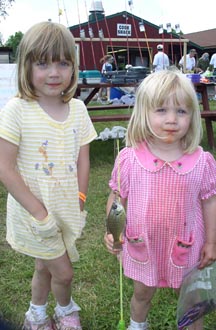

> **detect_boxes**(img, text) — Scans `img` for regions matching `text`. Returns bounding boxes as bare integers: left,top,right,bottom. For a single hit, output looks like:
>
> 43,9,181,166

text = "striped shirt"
0,97,97,261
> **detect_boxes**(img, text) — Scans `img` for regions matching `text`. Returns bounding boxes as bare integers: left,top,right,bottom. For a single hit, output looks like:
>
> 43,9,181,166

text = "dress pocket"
126,230,149,263
171,235,194,267
30,214,58,239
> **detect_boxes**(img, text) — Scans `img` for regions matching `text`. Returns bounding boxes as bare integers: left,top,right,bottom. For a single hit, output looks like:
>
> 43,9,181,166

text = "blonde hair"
126,70,202,153
16,21,78,103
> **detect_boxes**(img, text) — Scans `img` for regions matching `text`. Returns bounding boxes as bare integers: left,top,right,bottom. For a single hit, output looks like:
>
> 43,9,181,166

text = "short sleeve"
72,99,97,145
0,97,22,145
200,152,216,200
109,147,131,198
179,57,183,65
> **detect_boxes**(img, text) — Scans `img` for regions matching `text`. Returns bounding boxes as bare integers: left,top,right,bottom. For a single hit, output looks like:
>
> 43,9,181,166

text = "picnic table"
75,82,216,149
195,82,216,149
75,82,137,105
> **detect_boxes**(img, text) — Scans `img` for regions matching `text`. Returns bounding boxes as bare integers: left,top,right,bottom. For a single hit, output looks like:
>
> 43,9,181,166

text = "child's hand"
104,232,122,255
30,214,58,238
198,242,216,269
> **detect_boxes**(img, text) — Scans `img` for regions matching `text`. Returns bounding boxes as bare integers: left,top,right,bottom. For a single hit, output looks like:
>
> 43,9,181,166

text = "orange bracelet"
79,192,86,202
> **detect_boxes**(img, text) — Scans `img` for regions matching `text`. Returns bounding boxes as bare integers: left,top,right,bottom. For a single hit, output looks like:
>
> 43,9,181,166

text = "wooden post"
183,41,187,73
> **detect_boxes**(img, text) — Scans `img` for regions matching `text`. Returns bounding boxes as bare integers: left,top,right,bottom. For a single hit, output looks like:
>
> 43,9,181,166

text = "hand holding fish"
104,232,122,254
105,191,126,252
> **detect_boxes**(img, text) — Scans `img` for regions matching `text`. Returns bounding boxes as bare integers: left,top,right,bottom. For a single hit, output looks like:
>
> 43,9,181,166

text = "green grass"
0,107,216,329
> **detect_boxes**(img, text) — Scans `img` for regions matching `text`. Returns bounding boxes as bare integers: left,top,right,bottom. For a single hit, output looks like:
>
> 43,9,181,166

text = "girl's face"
31,58,74,99
148,98,192,144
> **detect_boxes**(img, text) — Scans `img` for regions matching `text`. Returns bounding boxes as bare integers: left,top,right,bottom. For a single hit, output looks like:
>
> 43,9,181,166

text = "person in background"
98,54,114,103
0,21,97,330
152,44,170,71
209,53,216,100
179,49,197,72
104,70,216,330
196,52,209,73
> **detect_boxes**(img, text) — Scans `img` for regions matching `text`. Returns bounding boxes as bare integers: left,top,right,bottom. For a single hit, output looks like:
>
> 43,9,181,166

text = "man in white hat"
152,44,170,72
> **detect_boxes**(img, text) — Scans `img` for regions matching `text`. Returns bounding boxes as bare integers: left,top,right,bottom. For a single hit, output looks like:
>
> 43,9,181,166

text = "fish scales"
106,199,126,249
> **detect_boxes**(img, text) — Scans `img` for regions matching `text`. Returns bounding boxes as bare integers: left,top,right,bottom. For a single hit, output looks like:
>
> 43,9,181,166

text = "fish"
106,198,126,250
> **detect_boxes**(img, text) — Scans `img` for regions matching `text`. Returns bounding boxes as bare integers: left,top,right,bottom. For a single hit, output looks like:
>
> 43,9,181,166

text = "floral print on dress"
35,140,55,176
68,165,74,172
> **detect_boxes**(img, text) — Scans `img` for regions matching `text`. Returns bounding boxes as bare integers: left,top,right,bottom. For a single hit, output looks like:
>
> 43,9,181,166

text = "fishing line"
118,252,125,329
128,1,144,65
139,20,152,69
124,2,130,65
161,26,165,70
144,27,152,68
103,10,118,69
83,0,97,69
76,0,87,70
91,1,105,58
170,31,174,64
117,137,121,197
179,35,183,59
56,0,61,23
166,23,174,66
62,0,69,27
158,3,166,70
116,137,126,330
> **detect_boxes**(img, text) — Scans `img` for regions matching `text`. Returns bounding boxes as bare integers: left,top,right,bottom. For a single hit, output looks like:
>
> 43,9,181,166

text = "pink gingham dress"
109,142,216,288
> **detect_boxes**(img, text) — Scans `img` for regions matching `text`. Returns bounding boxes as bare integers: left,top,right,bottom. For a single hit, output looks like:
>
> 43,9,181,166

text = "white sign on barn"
117,23,132,37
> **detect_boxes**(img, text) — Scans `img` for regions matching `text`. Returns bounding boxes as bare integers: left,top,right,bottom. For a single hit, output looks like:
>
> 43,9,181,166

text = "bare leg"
98,87,106,100
98,88,102,99
32,253,73,307
107,87,111,100
130,280,156,322
46,253,73,306
31,259,51,305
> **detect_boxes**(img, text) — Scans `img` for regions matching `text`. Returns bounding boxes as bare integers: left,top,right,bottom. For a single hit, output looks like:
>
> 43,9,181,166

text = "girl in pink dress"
104,70,216,330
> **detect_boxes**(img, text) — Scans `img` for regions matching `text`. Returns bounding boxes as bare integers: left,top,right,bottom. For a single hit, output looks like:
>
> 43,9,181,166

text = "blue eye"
36,61,47,68
59,61,70,67
178,109,187,114
156,108,166,112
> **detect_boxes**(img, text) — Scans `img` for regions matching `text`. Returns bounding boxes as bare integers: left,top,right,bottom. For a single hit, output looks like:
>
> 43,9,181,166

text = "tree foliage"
0,32,3,46
5,31,23,62
0,0,15,19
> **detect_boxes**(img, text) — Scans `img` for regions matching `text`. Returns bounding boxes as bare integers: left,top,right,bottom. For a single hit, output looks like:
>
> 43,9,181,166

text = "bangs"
147,74,195,111
27,27,75,62
168,87,194,109
156,87,194,109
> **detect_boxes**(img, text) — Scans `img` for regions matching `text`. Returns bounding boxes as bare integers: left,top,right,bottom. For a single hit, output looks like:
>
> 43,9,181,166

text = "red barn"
69,7,198,71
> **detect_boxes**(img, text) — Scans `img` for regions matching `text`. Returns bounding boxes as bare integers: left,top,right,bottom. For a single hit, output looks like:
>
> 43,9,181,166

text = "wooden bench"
88,104,132,123
87,104,132,111
90,110,216,149
200,111,216,120
90,110,216,121
90,113,131,122
200,111,216,149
